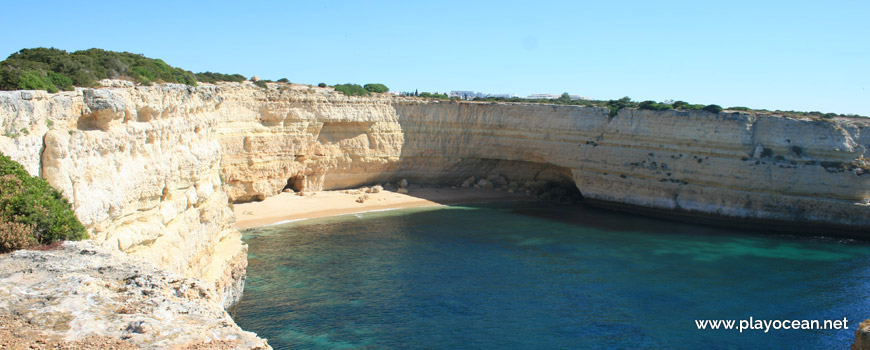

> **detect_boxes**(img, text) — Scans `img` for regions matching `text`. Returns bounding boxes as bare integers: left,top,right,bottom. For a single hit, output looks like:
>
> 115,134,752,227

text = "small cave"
282,175,306,192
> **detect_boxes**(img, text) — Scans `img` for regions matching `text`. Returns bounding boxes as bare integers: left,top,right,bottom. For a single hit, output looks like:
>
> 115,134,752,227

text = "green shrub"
253,80,269,89
672,100,705,110
318,83,327,87
419,92,449,99
728,106,752,111
277,78,290,83
703,104,723,113
639,100,673,111
194,71,246,83
0,154,86,252
0,47,200,92
16,70,57,92
363,83,389,93
333,83,369,96
607,96,635,117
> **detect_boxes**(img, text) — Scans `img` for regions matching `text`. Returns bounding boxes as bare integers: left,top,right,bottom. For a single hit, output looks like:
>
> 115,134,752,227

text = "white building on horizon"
527,93,559,100
526,93,593,100
449,91,519,100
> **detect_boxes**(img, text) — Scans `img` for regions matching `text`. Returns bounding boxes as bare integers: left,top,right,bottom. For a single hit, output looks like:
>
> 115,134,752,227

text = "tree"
277,78,289,83
363,83,389,93
702,104,723,113
333,83,369,96
606,96,635,117
558,92,571,103
317,82,327,87
639,100,673,111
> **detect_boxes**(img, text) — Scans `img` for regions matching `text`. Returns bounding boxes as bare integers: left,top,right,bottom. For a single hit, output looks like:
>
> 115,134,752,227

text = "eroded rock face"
0,241,270,349
0,85,247,310
216,84,404,201
0,81,868,348
391,101,870,230
226,93,868,230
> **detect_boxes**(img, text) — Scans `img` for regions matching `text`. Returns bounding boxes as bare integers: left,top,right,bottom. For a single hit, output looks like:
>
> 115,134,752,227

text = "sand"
233,186,533,229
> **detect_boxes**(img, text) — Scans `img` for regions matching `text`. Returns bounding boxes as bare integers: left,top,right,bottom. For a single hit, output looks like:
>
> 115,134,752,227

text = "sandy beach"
233,186,533,229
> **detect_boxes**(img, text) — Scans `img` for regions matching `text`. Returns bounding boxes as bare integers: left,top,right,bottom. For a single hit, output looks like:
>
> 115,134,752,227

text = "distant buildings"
527,93,559,100
449,91,519,100
449,91,592,101
396,90,594,101
527,93,592,100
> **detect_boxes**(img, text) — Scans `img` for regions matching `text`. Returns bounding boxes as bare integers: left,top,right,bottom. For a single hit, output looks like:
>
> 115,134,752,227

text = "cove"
232,203,870,349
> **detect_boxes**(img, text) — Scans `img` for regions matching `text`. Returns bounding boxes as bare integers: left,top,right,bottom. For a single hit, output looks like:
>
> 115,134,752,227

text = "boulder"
356,194,369,203
486,174,507,187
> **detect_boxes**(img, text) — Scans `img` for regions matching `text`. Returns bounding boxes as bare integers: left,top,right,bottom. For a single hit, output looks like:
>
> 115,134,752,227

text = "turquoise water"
233,203,870,349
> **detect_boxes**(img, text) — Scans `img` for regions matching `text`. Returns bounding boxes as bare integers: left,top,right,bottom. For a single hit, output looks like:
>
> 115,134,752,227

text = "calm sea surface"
232,203,870,349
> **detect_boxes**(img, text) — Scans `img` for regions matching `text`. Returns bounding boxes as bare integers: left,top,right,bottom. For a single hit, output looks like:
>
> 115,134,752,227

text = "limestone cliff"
216,86,869,232
0,86,247,309
0,81,868,347
1,81,867,299
216,84,404,201
393,102,870,231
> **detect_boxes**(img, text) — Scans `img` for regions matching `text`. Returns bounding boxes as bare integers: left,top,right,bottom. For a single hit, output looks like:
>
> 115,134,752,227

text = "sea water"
232,203,870,349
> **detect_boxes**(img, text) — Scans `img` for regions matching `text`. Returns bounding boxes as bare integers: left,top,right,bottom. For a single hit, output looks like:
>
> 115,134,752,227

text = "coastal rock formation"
215,84,404,201
391,101,870,231
0,241,270,349
0,86,248,309
218,89,868,231
0,81,868,347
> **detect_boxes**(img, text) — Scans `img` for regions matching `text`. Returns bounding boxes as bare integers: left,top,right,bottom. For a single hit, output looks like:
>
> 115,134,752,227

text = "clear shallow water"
233,203,870,349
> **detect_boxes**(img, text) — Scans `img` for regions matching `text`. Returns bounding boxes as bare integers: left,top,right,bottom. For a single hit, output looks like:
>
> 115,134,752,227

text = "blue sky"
1,0,867,115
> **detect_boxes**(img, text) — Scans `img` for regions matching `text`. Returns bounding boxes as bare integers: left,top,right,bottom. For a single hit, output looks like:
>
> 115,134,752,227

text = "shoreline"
233,186,533,229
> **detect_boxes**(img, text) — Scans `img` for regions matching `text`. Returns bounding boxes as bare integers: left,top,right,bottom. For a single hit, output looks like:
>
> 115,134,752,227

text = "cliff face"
1,82,868,306
0,86,247,309
216,89,869,231
393,101,870,230
0,81,867,347
215,84,404,201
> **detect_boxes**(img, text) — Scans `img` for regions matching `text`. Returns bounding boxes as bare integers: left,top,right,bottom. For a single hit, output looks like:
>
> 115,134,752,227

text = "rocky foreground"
0,241,269,349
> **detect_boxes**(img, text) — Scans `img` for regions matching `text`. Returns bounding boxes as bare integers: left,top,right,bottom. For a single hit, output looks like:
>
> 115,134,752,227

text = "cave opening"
282,175,306,192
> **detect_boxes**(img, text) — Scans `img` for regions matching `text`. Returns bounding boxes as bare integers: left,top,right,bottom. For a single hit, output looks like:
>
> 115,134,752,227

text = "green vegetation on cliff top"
332,83,392,96
0,47,248,92
0,154,87,253
0,47,861,120
467,95,858,120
